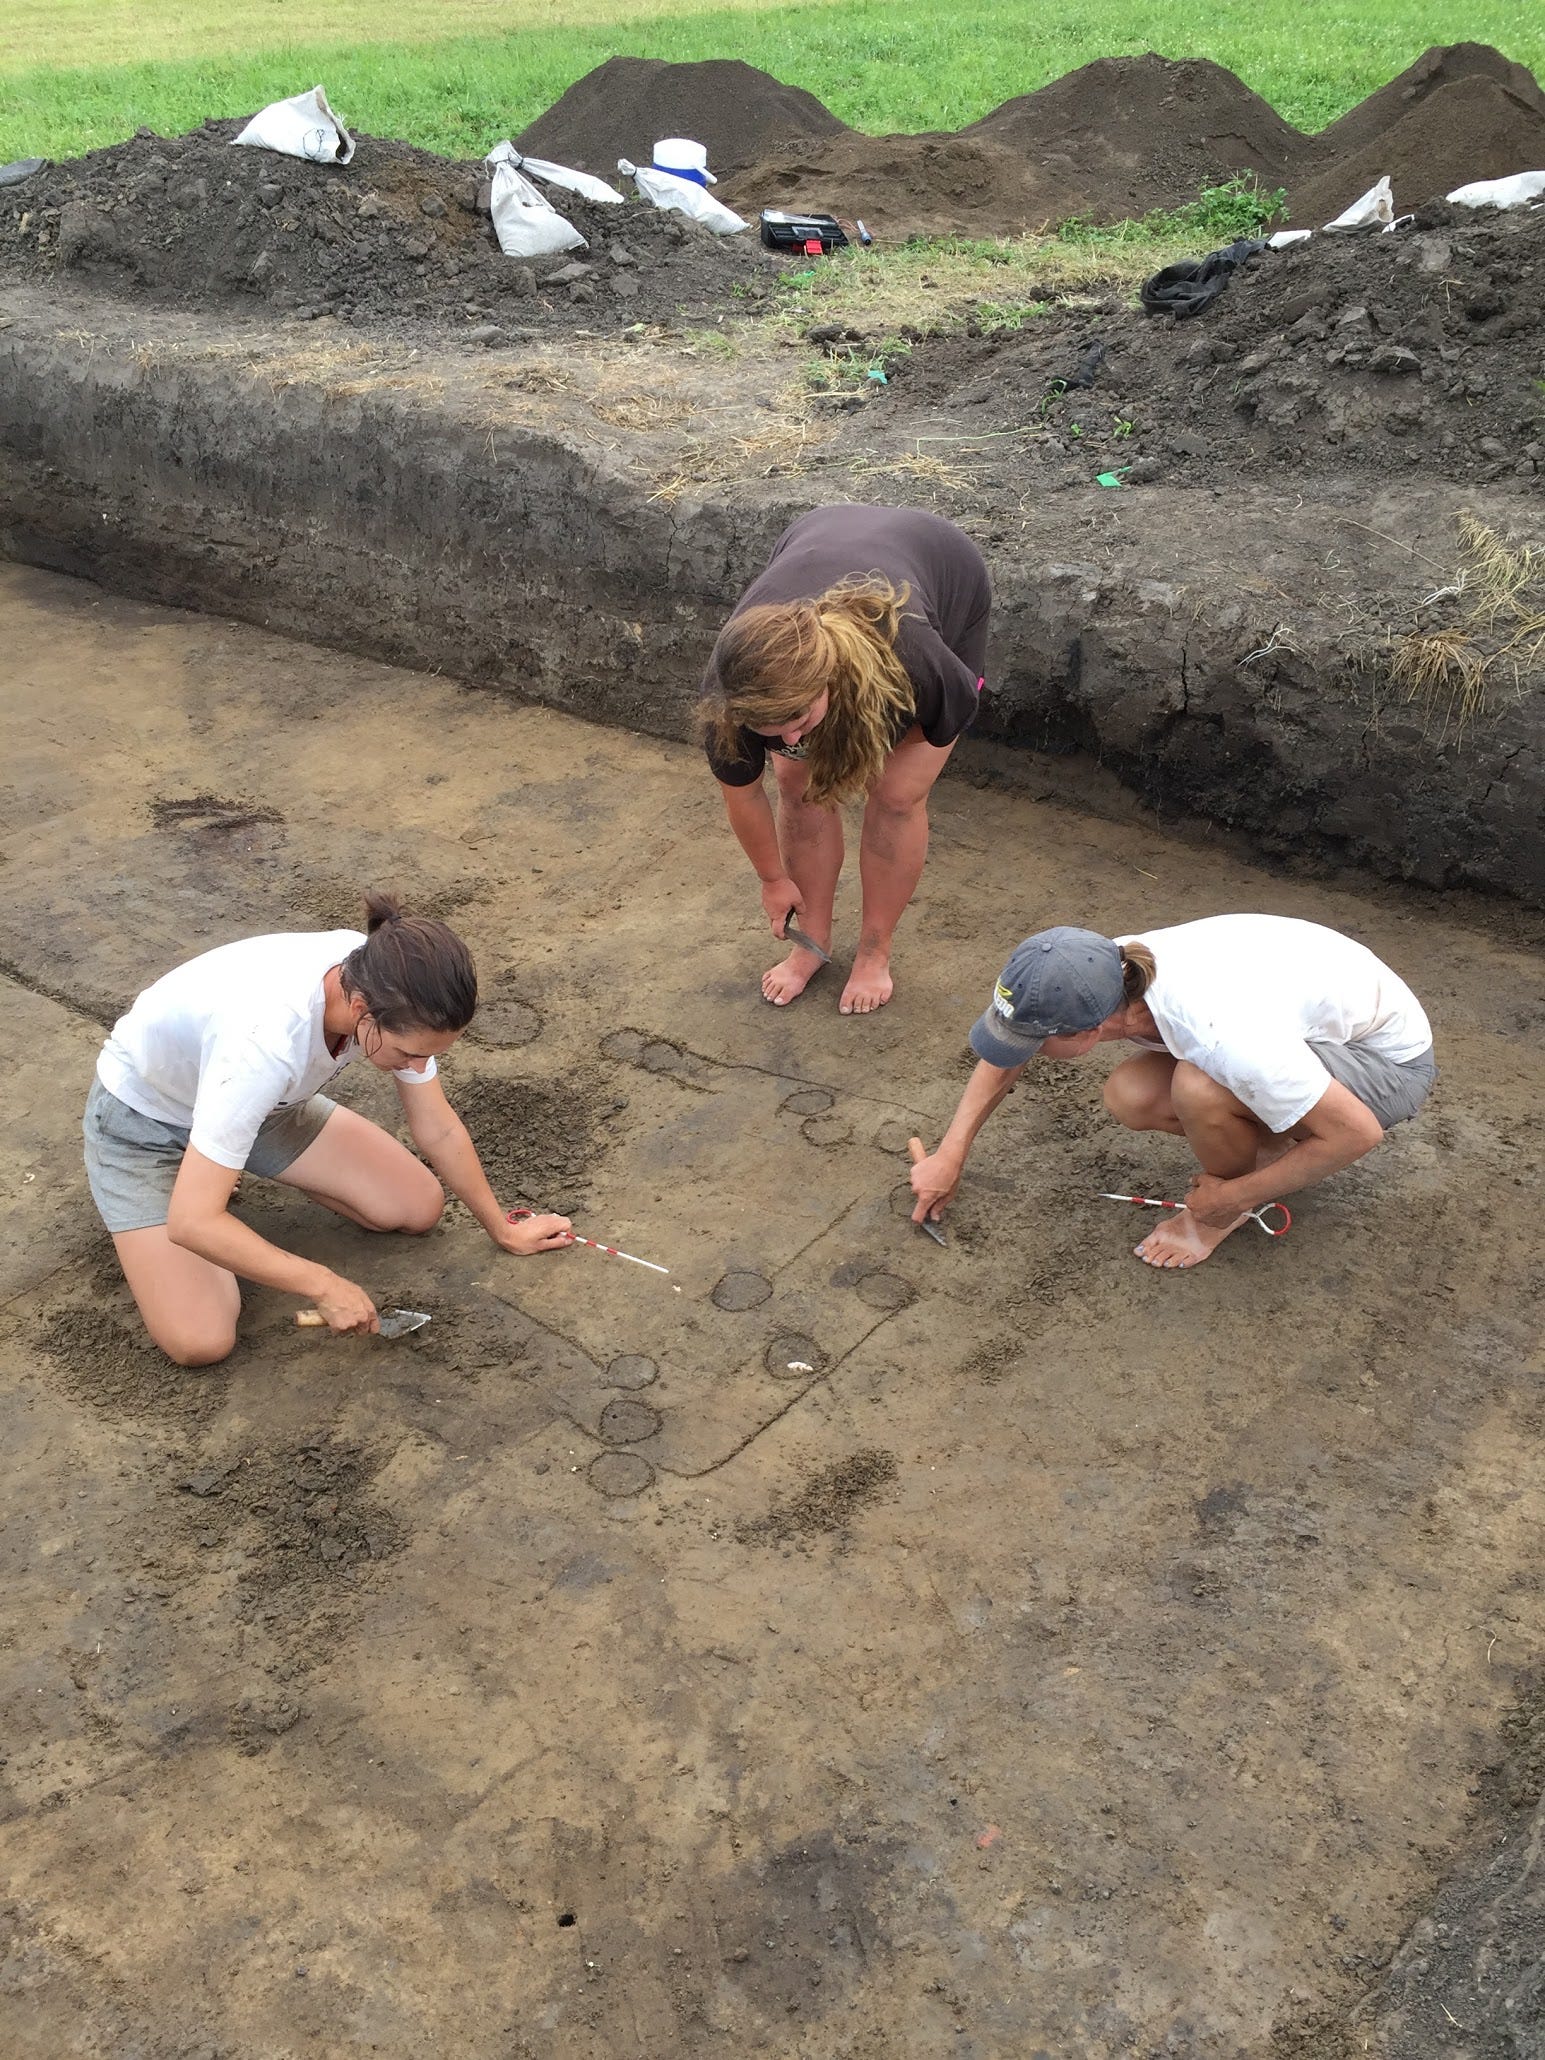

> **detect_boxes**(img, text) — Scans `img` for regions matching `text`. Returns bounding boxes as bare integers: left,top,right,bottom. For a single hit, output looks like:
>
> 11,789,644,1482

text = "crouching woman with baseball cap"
84,893,574,1365
908,915,1435,1269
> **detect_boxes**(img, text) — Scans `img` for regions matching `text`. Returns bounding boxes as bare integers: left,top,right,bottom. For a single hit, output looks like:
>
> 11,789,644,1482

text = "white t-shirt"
1117,915,1432,1134
96,929,438,1170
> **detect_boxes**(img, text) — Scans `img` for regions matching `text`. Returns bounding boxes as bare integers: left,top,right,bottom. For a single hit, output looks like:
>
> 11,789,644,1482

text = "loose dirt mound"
1290,73,1545,224
515,56,851,180
0,120,780,335
887,206,1543,490
967,54,1312,196
721,54,1319,236
718,130,1088,238
1311,41,1545,158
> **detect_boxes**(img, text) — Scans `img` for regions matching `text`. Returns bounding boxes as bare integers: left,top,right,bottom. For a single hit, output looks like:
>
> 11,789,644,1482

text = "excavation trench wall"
1,290,1540,906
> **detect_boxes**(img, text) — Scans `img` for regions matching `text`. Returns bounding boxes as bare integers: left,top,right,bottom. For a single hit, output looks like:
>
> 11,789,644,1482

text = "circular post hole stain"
601,1354,658,1390
600,1028,647,1062
801,1114,853,1148
712,1270,772,1312
765,1333,827,1381
855,1272,916,1312
872,1119,912,1154
470,995,541,1048
780,1087,833,1116
587,1452,656,1498
642,1040,683,1073
598,1396,661,1445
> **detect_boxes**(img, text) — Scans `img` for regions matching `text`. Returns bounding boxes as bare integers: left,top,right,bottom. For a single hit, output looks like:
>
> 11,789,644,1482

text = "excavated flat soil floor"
2,562,1543,2058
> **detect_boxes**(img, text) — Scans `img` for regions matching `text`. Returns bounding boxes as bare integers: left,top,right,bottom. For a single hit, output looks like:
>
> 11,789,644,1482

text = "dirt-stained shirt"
702,505,992,787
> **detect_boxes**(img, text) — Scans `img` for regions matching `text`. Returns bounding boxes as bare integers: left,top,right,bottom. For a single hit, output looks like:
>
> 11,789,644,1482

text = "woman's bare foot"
839,950,894,1016
1134,1206,1250,1270
763,944,828,1006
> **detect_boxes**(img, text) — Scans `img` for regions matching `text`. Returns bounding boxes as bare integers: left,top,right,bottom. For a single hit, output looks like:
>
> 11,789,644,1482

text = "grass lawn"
3,0,1543,165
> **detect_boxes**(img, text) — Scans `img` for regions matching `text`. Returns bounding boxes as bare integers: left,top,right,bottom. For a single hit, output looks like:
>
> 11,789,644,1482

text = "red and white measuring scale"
1097,1192,1292,1236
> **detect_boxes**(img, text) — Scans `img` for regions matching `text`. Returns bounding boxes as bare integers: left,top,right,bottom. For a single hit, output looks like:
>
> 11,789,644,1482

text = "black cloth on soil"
1140,238,1268,319
0,120,782,338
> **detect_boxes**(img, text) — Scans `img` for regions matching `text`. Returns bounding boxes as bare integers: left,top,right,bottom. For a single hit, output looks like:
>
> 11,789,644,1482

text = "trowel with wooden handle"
295,1307,431,1339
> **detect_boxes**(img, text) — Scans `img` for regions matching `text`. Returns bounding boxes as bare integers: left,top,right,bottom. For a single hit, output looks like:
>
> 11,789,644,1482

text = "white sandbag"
1445,170,1545,209
618,159,747,235
1322,175,1393,231
488,159,586,258
1268,228,1313,247
232,85,355,165
485,141,624,205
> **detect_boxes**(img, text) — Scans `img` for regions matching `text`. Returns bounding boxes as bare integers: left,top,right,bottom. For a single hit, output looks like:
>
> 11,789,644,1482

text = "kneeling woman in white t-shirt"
85,893,573,1364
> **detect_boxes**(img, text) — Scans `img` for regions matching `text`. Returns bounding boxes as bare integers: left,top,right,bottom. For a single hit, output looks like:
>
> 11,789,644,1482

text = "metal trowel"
784,910,831,964
295,1307,431,1339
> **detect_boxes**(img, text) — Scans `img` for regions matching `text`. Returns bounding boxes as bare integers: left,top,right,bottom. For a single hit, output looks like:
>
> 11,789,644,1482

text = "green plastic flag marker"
1095,469,1130,488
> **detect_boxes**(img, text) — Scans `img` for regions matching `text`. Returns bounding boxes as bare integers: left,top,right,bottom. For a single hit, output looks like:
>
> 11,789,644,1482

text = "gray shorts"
83,1076,337,1235
1310,1041,1436,1131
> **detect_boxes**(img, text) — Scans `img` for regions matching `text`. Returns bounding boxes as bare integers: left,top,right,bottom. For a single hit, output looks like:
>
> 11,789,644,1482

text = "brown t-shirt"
702,505,992,787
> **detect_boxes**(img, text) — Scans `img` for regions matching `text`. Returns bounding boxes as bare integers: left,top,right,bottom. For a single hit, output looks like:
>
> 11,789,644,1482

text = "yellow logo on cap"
991,981,1015,1020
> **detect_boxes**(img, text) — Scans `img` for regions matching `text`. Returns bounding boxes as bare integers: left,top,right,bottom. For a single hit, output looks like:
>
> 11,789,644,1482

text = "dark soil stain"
205,1437,407,1623
712,1270,772,1312
597,1396,660,1445
739,1449,899,1544
149,793,284,833
456,1071,621,1211
587,1450,655,1497
33,1302,224,1427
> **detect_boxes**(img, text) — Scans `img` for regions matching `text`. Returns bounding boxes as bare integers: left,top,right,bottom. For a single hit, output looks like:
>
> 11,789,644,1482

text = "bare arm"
1187,1078,1385,1225
908,1057,1028,1221
720,779,804,936
398,1076,571,1255
166,1148,377,1329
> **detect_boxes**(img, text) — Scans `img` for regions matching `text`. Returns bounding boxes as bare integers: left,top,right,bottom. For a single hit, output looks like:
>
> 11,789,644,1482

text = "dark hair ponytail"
338,891,477,1035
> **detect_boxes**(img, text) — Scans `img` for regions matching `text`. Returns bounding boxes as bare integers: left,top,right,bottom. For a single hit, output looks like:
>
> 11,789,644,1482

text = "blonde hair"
1119,942,1156,1000
701,575,915,807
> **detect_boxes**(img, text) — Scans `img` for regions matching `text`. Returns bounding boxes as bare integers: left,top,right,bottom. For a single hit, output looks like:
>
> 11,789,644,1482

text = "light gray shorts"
1309,1040,1436,1131
83,1076,337,1235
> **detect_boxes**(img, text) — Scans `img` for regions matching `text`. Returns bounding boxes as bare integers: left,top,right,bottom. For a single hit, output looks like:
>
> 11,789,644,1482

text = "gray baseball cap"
969,927,1124,1068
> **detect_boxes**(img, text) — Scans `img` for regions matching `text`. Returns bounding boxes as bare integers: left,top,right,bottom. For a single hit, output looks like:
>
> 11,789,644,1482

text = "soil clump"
515,56,850,181
0,120,781,336
888,204,1544,490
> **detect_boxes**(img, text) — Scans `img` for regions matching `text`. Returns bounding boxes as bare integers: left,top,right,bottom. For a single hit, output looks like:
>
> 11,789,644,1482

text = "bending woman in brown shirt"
700,505,991,1014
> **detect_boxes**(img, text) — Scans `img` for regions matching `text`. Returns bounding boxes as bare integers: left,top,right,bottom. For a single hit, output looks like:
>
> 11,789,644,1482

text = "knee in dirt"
158,1326,237,1368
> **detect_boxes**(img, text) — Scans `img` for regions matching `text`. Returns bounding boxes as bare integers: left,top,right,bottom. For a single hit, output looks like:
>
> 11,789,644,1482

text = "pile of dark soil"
718,53,1318,239
515,56,850,181
1309,40,1545,159
0,120,782,336
1289,71,1545,225
719,130,1081,239
885,205,1544,489
720,45,1545,237
965,55,1312,202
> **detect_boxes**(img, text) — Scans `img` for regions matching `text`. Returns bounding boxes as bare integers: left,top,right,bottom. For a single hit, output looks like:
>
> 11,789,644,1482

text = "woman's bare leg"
846,728,956,1015
112,1225,241,1367
763,753,844,1005
276,1106,444,1232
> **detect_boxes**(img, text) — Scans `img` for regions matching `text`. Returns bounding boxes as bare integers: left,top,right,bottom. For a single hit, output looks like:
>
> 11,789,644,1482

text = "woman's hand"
311,1274,381,1334
908,1137,962,1223
498,1209,575,1257
760,875,805,938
